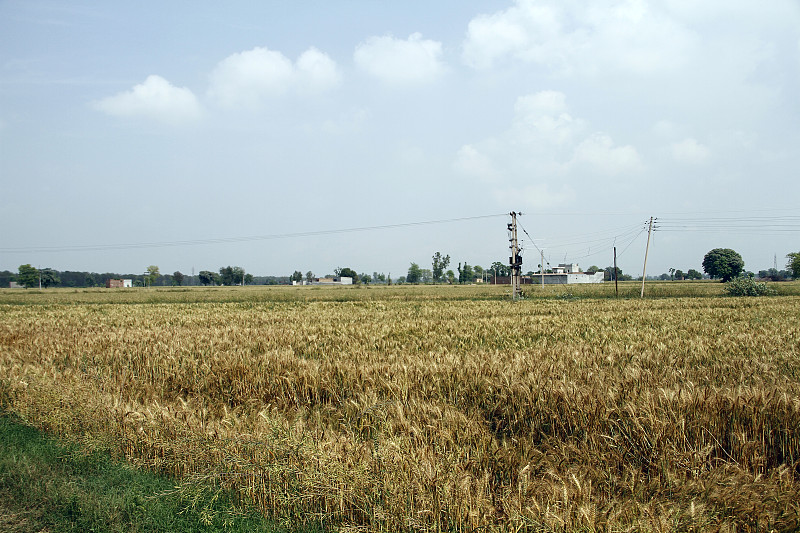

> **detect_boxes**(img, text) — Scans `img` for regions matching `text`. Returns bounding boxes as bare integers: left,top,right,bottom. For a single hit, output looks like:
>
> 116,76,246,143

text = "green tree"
18,264,39,288
334,267,358,283
788,252,800,280
219,266,245,286
446,270,455,284
431,252,450,283
586,265,601,274
674,269,684,280
0,270,15,288
198,270,217,286
146,265,160,287
702,248,744,282
305,271,314,282
173,271,184,286
360,273,371,284
458,262,474,283
686,269,703,280
39,268,59,288
290,270,303,283
244,273,254,285
490,261,509,277
406,263,422,284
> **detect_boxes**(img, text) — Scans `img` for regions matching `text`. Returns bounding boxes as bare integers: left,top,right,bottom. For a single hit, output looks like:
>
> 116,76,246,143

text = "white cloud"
462,0,694,75
454,90,642,209
94,75,201,123
572,133,643,175
453,144,499,182
512,91,584,145
671,137,710,164
208,46,340,108
462,2,563,69
296,47,342,93
354,33,444,84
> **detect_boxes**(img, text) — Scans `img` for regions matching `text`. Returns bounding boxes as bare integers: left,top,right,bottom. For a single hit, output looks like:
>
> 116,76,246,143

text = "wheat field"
1,284,799,531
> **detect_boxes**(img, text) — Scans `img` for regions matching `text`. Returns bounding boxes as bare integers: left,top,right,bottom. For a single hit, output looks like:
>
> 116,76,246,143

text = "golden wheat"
1,284,799,531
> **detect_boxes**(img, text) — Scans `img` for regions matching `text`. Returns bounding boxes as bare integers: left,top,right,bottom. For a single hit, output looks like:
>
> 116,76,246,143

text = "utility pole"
613,246,619,297
640,217,654,298
541,249,545,287
508,211,522,301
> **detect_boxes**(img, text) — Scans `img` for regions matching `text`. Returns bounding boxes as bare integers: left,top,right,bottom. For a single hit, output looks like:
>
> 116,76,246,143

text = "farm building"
493,263,604,285
106,279,133,288
293,276,353,286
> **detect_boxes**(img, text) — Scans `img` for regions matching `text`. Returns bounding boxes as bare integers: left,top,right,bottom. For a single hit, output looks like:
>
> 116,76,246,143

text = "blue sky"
2,1,799,278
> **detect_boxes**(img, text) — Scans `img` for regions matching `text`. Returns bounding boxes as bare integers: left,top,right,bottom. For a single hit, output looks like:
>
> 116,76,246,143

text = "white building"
293,276,353,286
536,264,604,284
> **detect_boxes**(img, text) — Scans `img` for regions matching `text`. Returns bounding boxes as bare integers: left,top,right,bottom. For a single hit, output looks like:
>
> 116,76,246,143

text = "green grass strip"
0,414,321,533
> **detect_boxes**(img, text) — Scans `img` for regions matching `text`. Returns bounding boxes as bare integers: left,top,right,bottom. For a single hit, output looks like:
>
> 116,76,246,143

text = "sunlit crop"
1,283,799,531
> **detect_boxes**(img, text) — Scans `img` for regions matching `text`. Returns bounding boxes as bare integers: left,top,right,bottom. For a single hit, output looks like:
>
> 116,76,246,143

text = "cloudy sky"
2,1,799,279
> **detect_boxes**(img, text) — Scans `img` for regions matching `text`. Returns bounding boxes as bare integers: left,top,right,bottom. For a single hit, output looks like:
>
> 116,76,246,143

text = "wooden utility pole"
508,212,522,300
640,217,654,298
613,246,618,297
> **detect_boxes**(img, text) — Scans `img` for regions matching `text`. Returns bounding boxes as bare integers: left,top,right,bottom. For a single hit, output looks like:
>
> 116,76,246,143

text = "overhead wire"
0,213,508,254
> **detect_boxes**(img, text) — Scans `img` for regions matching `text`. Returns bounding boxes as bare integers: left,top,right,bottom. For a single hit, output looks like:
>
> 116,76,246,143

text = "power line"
1,213,507,254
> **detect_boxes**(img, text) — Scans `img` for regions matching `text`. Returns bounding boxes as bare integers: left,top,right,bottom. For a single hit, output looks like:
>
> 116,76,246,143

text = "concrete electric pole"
640,217,654,298
508,212,523,301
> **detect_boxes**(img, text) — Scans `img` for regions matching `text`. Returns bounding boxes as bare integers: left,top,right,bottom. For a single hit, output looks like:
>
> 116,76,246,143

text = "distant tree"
586,265,601,274
335,267,358,283
759,268,789,282
290,270,303,283
674,269,684,280
173,271,184,286
446,270,455,284
490,261,510,277
220,266,245,286
146,265,160,287
0,270,16,288
659,273,670,280
18,264,39,288
787,252,800,280
39,268,59,288
686,269,703,280
669,267,676,280
305,271,314,282
604,266,621,282
431,252,450,283
396,276,405,284
420,268,433,283
702,248,744,282
360,273,371,284
198,270,216,286
244,273,254,285
406,263,422,284
459,263,475,284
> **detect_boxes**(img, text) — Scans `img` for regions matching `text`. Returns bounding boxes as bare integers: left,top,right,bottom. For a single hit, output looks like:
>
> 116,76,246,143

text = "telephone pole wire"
640,217,654,298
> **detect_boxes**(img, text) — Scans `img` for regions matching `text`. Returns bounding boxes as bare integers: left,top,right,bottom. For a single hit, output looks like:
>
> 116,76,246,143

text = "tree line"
5,250,799,288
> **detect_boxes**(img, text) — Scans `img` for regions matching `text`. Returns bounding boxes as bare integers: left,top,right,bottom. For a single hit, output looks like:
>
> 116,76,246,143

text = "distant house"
106,279,133,288
9,282,24,289
293,276,353,286
494,263,604,285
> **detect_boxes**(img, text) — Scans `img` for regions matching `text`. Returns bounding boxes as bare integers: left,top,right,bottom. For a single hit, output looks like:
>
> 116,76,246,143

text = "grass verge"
0,414,320,533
